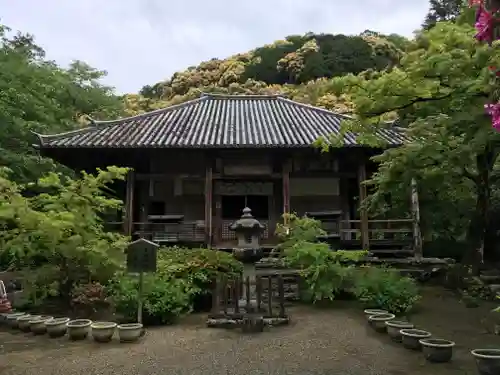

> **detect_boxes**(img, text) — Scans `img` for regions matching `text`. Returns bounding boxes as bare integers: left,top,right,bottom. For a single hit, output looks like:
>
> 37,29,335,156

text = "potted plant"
385,320,414,342
18,314,39,332
368,313,395,333
117,323,143,343
45,317,70,338
471,349,500,375
400,329,432,350
6,312,26,329
420,338,455,363
91,321,117,343
29,316,53,335
67,319,92,340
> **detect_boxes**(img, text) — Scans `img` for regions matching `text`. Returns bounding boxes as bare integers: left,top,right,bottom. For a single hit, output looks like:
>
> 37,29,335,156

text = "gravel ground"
0,305,481,375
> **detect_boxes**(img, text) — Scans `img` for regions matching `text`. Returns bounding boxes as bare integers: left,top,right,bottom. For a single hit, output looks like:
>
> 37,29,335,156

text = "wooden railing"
105,221,205,243
339,219,413,242
104,218,414,249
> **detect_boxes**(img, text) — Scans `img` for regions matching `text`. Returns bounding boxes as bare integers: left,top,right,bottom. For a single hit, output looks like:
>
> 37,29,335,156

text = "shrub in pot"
385,320,414,342
352,266,421,314
29,315,53,335
420,339,455,363
45,317,70,338
471,349,500,375
67,319,92,340
400,329,432,350
91,321,117,343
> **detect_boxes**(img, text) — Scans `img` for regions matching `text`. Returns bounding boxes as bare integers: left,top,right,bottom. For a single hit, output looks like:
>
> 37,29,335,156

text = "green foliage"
108,273,192,325
352,267,421,314
422,0,471,30
108,247,242,324
129,31,408,117
323,21,500,264
275,213,326,247
0,24,125,183
276,214,367,302
0,166,129,305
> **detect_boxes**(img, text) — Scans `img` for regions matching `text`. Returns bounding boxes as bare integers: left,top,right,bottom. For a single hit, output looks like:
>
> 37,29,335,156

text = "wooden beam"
411,178,423,259
357,162,369,250
204,163,213,247
123,170,135,236
282,159,291,225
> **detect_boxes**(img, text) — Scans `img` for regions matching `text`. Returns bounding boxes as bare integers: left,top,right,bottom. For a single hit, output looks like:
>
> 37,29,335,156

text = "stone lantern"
229,207,265,263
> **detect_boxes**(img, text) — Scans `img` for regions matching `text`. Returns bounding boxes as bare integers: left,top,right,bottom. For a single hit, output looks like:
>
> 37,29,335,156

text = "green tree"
0,166,129,305
0,24,124,183
324,22,499,268
422,0,470,30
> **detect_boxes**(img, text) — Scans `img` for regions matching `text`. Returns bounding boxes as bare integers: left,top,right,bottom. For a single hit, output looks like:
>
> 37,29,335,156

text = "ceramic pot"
91,322,117,343
368,313,395,333
471,349,500,375
419,338,455,363
363,309,388,322
400,329,432,350
0,312,10,324
67,319,92,341
117,323,143,343
18,314,38,332
385,320,414,342
45,317,70,338
6,312,26,329
29,316,53,335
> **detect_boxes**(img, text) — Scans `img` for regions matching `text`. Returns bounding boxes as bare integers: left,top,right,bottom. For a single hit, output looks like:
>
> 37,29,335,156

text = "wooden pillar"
357,162,369,250
204,163,213,248
282,159,291,225
123,170,135,236
411,178,423,259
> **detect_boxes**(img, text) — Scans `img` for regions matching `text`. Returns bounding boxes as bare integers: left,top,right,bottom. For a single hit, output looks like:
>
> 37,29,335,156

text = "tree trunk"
463,153,492,273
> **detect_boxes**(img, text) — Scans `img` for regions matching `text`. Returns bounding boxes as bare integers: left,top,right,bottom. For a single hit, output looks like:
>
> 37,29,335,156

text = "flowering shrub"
470,0,500,130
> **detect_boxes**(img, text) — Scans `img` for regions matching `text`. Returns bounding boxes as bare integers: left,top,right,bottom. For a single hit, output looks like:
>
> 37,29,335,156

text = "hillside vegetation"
123,31,409,116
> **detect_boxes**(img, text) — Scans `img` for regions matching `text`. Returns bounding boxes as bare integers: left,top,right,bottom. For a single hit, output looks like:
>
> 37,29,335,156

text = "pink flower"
475,7,495,44
485,103,500,131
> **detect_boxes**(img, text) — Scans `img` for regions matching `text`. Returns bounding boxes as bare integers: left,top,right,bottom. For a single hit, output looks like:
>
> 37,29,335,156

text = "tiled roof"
35,93,407,148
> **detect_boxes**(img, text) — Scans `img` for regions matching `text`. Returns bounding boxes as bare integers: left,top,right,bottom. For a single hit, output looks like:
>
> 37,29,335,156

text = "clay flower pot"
471,349,500,375
419,338,455,363
91,322,117,343
117,323,143,343
400,329,432,350
385,320,414,342
67,319,92,341
368,313,395,333
6,312,26,329
29,316,53,335
17,314,38,332
45,317,70,338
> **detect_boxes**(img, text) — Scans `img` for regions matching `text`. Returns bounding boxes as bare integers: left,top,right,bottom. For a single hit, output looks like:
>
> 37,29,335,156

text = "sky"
0,0,430,94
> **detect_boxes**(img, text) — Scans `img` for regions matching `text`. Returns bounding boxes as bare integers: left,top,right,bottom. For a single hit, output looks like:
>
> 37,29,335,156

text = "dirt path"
1,289,497,375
